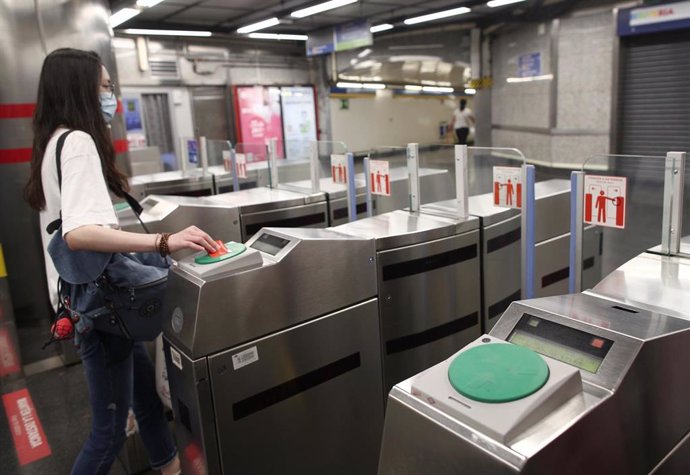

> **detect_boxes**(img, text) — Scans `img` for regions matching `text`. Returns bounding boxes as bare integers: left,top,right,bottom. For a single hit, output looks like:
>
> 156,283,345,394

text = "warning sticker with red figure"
331,154,348,184
2,388,52,465
584,175,626,229
369,160,391,196
235,153,248,179
493,167,522,209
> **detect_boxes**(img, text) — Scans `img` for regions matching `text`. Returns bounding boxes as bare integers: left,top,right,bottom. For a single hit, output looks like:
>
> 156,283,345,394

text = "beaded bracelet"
153,233,161,253
159,233,171,257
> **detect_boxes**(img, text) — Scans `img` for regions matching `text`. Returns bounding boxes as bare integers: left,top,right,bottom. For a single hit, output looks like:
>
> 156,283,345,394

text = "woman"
25,48,217,475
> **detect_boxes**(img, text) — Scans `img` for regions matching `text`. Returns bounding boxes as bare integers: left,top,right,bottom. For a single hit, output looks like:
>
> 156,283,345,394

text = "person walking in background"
451,99,475,145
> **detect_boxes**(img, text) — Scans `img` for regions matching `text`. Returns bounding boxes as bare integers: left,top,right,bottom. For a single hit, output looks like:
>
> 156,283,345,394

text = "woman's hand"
167,226,218,253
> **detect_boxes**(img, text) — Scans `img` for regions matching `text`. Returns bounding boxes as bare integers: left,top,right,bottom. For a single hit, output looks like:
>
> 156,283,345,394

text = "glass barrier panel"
468,146,526,197
581,153,667,278
416,144,457,206
366,146,408,215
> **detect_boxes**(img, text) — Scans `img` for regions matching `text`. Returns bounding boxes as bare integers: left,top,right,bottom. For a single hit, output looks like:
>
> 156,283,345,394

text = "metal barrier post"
268,138,279,188
228,141,240,193
363,156,373,218
661,151,686,254
199,136,209,175
521,164,536,299
455,144,469,219
569,171,585,293
346,152,357,222
407,143,420,212
310,141,321,193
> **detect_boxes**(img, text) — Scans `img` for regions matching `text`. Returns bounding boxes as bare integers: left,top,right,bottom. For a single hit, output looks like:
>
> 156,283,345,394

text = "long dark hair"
25,48,128,211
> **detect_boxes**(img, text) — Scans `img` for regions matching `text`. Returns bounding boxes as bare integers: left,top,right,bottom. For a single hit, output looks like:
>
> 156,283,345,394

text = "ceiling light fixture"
404,7,471,25
136,0,166,7
357,48,372,58
464,88,477,95
336,82,363,88
237,17,280,34
291,0,358,19
404,85,423,91
422,86,454,93
370,23,393,33
248,33,308,40
363,83,385,89
487,0,527,7
110,8,141,28
124,28,212,37
506,74,553,83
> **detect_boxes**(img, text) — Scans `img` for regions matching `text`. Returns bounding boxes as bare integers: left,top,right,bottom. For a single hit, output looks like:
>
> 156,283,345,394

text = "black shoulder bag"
45,130,171,342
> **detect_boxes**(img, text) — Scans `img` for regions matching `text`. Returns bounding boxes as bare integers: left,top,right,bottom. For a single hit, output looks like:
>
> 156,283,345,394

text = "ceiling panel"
134,4,185,20
168,6,248,21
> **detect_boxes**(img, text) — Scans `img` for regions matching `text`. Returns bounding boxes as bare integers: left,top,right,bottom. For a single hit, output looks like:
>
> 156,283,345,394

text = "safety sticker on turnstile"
448,343,549,403
493,167,522,209
194,240,246,265
584,175,626,229
331,154,348,184
369,160,391,196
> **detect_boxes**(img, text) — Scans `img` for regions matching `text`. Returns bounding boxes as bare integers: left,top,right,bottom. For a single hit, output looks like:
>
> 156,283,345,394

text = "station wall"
330,94,459,152
489,7,615,167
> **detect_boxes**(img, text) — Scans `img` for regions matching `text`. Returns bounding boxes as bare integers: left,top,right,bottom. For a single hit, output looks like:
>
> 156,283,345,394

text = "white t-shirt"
453,107,475,129
39,128,118,310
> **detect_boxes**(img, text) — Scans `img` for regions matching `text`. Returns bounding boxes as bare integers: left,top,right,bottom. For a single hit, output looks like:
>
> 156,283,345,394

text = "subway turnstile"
163,228,383,475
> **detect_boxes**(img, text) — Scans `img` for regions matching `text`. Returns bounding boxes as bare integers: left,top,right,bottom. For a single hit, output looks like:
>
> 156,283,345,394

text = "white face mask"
99,92,117,123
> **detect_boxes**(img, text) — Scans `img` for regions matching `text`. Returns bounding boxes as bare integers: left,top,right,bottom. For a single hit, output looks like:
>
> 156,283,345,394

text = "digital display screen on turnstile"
508,314,613,373
250,232,291,256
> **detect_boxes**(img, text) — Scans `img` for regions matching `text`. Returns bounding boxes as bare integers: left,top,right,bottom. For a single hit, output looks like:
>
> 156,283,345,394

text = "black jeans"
455,127,470,144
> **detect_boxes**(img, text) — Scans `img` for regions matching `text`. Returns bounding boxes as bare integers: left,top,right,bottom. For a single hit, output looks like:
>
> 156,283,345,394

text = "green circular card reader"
448,343,549,403
194,242,247,265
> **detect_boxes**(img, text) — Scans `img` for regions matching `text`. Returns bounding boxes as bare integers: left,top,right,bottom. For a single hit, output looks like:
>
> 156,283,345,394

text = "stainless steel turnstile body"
117,187,329,244
378,292,690,474
591,236,690,320
421,179,603,333
284,177,371,226
334,210,482,393
163,228,383,475
207,187,327,241
128,169,215,200
370,166,454,215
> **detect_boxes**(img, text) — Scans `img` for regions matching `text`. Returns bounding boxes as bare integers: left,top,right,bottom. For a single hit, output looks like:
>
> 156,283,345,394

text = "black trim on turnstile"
244,211,327,236
385,311,479,355
381,244,477,281
486,227,521,253
231,352,361,421
541,256,595,288
333,202,369,220
488,289,522,320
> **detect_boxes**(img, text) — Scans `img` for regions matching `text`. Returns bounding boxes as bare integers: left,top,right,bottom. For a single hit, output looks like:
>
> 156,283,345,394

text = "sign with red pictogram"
493,167,522,209
235,153,248,179
2,388,51,465
369,160,391,196
331,154,348,184
584,175,626,229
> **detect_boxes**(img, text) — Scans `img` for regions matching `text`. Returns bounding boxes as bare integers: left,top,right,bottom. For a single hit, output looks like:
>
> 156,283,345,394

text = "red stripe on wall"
2,388,52,465
116,99,123,114
114,139,128,154
1,139,127,164
0,149,32,164
0,104,35,119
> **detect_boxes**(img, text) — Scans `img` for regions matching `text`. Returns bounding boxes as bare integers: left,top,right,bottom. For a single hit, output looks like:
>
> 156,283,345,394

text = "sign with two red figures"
493,167,522,209
369,160,391,196
222,151,248,179
584,175,627,229
331,154,348,184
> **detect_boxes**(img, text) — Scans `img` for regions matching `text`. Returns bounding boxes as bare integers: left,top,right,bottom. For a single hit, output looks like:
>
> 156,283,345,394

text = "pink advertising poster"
235,86,284,159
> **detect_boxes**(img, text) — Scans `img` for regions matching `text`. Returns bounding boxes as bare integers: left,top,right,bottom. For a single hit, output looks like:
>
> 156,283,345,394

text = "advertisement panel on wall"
281,87,318,160
235,86,284,159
